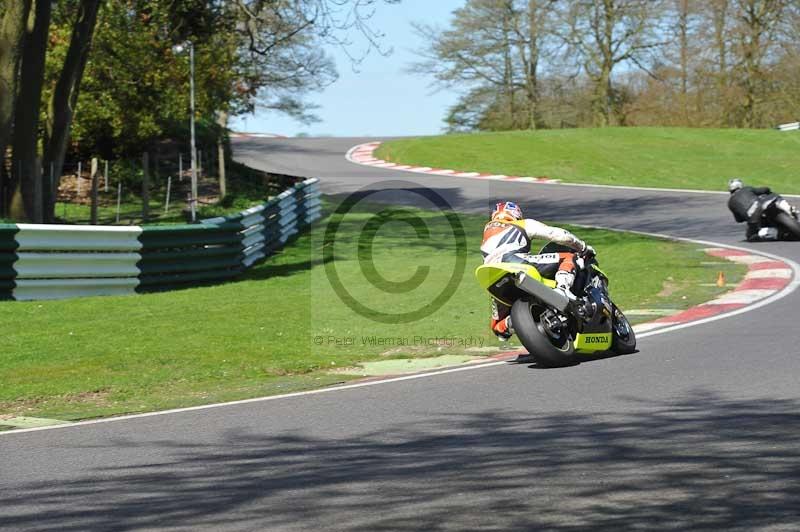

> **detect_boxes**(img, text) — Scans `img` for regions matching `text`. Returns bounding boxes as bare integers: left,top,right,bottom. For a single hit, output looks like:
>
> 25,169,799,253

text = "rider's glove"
582,244,596,258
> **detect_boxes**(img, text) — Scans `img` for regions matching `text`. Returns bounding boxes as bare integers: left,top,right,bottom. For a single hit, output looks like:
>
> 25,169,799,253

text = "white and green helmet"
728,178,744,193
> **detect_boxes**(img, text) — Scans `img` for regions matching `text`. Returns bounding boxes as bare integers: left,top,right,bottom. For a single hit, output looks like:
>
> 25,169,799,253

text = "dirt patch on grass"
658,277,681,297
0,389,112,415
380,345,436,357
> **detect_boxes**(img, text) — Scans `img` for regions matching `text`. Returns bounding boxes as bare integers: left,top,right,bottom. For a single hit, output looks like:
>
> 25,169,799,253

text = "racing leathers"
482,218,589,339
728,185,795,241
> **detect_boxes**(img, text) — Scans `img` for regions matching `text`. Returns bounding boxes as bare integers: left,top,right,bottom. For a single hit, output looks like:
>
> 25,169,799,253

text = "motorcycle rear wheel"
774,212,800,240
511,299,576,367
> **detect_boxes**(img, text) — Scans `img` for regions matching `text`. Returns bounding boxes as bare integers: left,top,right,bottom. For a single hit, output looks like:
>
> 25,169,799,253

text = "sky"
229,0,465,137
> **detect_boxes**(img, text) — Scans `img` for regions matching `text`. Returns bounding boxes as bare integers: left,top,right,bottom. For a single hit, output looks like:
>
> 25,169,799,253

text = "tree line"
413,0,800,132
0,0,396,222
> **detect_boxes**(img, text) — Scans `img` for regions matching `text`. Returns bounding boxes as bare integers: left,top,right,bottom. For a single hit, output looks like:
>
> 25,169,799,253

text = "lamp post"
173,41,197,221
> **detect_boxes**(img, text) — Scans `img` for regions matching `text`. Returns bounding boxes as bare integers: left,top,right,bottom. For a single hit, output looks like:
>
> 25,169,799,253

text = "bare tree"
411,0,523,130
559,0,666,126
731,0,788,127
510,0,555,129
700,0,733,125
233,0,399,66
675,0,691,121
412,0,560,131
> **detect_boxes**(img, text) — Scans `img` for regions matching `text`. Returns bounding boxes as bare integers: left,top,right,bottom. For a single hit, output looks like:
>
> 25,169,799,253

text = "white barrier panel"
243,241,266,258
14,252,141,279
14,277,140,301
305,207,323,223
240,223,266,239
304,197,322,210
241,212,265,229
242,231,266,249
279,211,298,228
242,245,267,268
16,224,143,251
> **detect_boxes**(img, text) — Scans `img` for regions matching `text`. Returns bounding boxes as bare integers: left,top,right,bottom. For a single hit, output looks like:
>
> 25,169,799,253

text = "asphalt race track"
2,137,799,531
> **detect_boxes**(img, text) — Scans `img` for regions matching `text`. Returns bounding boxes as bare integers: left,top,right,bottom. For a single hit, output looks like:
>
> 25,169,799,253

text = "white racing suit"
481,219,587,339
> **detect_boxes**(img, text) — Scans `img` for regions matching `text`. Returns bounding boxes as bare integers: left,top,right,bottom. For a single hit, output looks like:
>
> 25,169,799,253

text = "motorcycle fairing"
574,332,611,352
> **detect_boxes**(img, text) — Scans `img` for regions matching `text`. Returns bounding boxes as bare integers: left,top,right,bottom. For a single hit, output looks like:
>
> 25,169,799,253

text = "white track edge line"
0,361,509,436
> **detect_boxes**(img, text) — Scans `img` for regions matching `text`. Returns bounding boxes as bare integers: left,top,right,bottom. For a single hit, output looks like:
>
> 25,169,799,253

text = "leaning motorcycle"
475,244,636,367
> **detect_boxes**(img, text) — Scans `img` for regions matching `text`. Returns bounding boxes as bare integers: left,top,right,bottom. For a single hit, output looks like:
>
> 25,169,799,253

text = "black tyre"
611,305,637,355
511,299,576,367
774,212,800,240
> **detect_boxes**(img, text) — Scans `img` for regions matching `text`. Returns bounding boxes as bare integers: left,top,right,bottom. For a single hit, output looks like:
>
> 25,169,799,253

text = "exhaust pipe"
514,271,570,312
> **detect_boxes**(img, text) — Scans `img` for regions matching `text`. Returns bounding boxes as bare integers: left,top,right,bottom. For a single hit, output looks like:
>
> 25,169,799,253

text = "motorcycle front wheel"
611,305,637,355
511,299,576,367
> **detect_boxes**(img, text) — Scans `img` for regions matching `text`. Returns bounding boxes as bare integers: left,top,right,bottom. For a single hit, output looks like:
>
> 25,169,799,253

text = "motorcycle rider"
482,201,594,340
727,178,797,241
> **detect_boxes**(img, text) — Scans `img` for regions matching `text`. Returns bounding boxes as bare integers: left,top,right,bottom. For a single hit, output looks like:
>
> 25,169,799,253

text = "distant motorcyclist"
481,201,594,340
727,178,799,241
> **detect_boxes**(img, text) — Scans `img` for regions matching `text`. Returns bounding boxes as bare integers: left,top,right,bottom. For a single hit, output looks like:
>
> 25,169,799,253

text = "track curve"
2,137,799,531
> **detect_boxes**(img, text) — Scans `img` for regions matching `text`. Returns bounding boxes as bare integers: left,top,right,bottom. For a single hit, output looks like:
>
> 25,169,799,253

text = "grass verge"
375,127,800,193
0,202,744,424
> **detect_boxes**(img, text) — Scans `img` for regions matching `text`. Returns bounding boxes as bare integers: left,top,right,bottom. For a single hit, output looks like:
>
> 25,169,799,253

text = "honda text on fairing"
476,242,636,367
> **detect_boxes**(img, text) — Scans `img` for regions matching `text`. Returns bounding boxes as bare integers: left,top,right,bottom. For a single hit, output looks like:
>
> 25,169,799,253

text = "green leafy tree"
1,0,398,220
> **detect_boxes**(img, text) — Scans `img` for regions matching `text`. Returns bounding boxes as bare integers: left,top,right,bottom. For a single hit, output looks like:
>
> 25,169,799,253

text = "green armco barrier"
0,278,15,300
137,267,244,291
0,251,17,276
138,222,244,249
139,222,244,235
0,226,19,300
138,245,242,263
138,254,243,276
140,232,242,249
0,224,20,251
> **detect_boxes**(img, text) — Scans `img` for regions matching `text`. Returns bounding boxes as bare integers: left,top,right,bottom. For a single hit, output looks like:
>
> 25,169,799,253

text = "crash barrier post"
0,178,322,301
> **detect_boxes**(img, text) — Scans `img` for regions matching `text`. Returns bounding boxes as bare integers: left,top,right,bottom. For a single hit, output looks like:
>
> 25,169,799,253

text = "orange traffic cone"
716,271,726,288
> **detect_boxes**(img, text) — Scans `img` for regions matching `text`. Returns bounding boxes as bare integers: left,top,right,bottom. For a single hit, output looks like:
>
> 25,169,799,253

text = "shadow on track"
510,349,636,369
3,391,798,531
322,185,737,241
